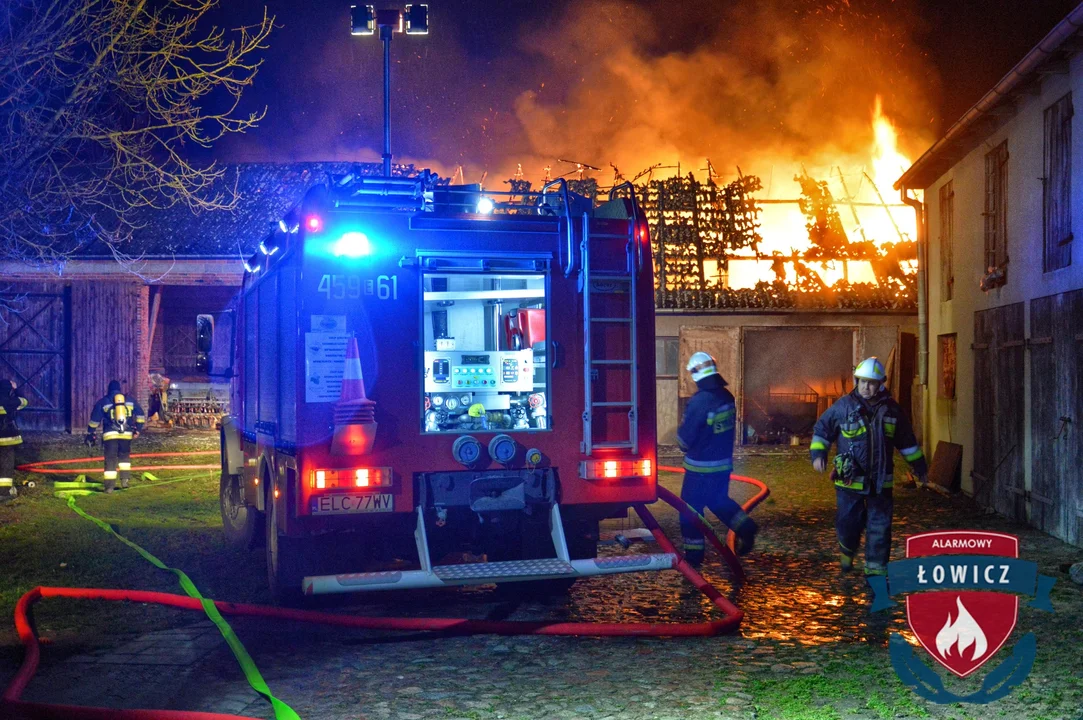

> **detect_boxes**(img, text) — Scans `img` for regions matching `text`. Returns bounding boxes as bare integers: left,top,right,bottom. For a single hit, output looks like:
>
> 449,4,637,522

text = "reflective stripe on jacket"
809,388,927,494
88,393,146,440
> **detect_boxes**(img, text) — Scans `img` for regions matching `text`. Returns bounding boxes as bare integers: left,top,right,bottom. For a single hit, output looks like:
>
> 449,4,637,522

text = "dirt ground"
1,431,1081,719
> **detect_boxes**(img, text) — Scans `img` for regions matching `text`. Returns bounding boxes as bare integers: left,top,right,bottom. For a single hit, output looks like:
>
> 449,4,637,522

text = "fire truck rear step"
301,504,677,595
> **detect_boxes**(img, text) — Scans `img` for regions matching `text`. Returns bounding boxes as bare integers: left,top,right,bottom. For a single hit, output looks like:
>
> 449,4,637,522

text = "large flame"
716,95,918,290
870,96,912,200
935,596,989,661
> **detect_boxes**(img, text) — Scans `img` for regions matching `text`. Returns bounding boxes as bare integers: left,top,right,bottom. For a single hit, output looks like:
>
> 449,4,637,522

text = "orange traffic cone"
332,337,378,455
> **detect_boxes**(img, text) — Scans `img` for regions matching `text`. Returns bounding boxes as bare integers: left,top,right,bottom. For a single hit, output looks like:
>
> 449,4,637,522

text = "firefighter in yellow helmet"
1,378,29,501
86,380,146,493
809,357,927,578
677,352,757,567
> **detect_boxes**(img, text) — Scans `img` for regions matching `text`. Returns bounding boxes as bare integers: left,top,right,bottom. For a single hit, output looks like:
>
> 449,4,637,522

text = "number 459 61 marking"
318,274,397,300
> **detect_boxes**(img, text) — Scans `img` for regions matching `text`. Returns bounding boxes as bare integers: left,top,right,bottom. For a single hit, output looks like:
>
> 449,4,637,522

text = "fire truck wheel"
265,486,306,606
220,470,261,551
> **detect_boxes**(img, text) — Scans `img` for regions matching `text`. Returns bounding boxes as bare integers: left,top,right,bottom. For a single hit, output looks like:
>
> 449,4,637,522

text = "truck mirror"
196,315,214,353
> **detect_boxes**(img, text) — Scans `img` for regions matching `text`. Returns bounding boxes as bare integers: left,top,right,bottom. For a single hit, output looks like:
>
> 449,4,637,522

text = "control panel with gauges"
424,350,534,393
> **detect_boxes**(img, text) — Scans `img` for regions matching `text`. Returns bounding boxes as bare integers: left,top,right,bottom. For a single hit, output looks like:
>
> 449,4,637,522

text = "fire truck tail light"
580,459,654,480
310,467,391,490
305,215,323,232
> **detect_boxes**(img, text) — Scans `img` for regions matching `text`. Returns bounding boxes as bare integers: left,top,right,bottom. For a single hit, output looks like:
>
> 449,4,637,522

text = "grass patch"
746,659,933,720
0,432,269,662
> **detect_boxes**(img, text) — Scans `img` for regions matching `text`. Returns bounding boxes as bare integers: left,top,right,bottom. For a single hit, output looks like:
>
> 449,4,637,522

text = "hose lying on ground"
3,464,768,720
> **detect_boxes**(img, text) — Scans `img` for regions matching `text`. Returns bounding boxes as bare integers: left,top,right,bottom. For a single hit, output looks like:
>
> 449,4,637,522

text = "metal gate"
972,303,1025,522
0,286,70,431
1029,289,1083,546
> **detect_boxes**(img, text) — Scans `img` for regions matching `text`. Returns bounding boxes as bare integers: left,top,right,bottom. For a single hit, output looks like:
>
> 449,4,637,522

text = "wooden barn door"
0,285,70,431
1072,290,1083,547
972,303,1025,522
1031,289,1083,546
678,327,740,438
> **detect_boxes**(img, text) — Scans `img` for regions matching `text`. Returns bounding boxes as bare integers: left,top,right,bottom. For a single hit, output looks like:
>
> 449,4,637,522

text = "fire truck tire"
220,470,261,551
265,485,306,606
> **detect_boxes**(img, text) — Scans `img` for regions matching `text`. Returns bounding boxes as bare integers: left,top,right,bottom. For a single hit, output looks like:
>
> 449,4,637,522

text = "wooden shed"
0,163,345,432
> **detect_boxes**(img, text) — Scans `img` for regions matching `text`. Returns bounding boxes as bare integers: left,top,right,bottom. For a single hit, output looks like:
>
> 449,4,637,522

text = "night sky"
204,0,1083,181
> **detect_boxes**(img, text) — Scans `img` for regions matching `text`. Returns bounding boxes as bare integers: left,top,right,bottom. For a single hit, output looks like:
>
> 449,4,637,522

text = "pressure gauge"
445,396,460,411
432,395,445,407
460,394,471,405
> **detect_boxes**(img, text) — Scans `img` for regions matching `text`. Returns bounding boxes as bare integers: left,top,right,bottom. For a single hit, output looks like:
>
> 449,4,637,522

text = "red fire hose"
18,450,220,475
3,465,768,720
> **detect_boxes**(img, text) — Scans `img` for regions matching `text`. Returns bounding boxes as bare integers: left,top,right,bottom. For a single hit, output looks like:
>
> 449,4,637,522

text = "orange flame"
719,95,918,290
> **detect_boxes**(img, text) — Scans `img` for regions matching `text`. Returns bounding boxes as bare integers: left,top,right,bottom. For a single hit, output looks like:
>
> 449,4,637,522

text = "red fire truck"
219,173,668,601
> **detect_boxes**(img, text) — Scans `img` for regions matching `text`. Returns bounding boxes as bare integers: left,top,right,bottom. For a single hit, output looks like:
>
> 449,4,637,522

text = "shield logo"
905,531,1019,678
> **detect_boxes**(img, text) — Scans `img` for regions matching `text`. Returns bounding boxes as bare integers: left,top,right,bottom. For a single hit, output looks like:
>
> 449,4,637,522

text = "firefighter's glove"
83,432,97,448
812,457,827,473
833,453,855,480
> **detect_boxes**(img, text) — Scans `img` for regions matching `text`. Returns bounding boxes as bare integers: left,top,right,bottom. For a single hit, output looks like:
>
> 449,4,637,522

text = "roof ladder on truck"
580,212,639,455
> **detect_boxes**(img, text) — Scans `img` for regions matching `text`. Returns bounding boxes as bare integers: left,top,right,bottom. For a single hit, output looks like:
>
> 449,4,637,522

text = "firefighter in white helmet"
86,380,146,493
810,357,927,578
676,351,758,567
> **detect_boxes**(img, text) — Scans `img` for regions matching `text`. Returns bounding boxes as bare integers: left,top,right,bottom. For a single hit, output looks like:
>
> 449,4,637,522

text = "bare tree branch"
0,0,275,272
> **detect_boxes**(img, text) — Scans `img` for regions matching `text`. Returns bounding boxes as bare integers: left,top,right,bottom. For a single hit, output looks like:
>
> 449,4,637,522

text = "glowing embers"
310,467,391,490
580,458,652,480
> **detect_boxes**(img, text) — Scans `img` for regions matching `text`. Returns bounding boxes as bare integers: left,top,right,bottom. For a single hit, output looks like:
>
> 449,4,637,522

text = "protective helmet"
853,357,886,382
686,351,718,382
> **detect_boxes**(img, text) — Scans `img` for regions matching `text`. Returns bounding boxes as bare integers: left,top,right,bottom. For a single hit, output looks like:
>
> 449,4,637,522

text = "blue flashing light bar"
332,231,374,258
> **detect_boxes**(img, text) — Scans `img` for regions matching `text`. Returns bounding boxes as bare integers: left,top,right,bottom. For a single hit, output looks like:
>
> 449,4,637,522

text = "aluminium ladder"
580,213,639,455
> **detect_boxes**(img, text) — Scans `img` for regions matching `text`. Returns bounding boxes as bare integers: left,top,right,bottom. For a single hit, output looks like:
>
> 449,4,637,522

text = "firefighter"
85,380,146,493
1,379,29,501
809,357,927,577
677,352,758,567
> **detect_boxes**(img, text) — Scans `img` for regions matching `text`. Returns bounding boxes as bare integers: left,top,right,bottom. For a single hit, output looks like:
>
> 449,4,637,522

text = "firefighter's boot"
839,551,855,573
682,538,706,569
732,514,758,557
119,462,131,489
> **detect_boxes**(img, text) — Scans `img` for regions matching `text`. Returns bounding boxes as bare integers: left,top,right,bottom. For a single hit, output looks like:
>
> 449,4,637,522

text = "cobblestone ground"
13,449,1083,720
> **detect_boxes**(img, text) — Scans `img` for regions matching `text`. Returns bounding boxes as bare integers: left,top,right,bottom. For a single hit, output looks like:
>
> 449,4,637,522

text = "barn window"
1043,93,1073,272
983,141,1009,289
939,181,954,301
938,334,956,400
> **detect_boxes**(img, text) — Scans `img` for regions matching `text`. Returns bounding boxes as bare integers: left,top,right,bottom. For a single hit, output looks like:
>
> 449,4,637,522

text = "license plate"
311,493,394,515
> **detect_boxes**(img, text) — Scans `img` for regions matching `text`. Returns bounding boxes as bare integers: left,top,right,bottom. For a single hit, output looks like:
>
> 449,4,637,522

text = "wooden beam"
1037,59,1070,76
147,287,162,362
1058,36,1083,54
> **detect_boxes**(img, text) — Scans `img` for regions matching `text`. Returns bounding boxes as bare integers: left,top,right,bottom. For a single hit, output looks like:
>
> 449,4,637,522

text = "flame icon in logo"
935,596,989,661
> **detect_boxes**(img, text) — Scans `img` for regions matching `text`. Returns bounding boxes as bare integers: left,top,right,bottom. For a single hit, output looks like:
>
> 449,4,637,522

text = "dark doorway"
742,328,854,444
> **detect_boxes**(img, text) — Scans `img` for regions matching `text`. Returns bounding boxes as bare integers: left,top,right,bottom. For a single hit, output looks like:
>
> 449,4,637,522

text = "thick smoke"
221,0,940,187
